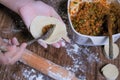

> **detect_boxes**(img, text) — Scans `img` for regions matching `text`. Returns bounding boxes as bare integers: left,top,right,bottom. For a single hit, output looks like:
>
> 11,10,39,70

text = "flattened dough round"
101,64,119,80
104,43,119,59
30,16,68,44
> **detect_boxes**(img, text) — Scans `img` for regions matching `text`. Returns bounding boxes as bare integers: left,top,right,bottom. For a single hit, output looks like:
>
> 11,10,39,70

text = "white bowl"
67,0,120,46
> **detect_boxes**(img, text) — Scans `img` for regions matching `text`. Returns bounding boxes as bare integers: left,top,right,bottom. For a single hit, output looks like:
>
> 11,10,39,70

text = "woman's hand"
0,37,27,65
0,0,66,48
19,1,66,48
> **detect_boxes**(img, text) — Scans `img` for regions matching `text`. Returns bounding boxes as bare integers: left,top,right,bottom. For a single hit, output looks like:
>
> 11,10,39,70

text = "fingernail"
55,44,60,48
13,37,17,42
13,37,17,40
43,44,47,48
61,42,66,47
24,43,27,47
22,43,27,48
13,37,19,45
38,41,47,48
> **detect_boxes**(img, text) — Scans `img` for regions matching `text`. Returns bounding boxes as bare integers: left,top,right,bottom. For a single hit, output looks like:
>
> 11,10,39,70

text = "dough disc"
101,64,119,80
104,43,119,59
30,16,69,44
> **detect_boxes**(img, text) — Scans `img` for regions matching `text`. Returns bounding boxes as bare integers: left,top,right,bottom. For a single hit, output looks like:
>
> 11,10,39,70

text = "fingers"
0,37,27,65
38,39,66,48
11,37,20,45
0,43,27,65
5,45,17,58
5,37,20,58
52,39,66,48
9,43,27,65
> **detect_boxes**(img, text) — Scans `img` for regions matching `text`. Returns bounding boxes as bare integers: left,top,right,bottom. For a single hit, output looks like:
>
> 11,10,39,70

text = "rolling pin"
21,49,79,80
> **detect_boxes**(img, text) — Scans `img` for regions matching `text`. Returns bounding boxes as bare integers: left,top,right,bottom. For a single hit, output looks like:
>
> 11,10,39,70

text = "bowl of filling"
68,0,120,45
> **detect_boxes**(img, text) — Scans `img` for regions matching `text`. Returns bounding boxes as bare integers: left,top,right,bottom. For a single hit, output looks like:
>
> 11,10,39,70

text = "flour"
65,42,101,80
22,68,44,80
17,39,101,80
48,70,74,80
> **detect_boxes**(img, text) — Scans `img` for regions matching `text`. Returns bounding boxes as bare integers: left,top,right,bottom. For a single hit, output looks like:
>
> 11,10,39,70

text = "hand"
19,1,66,48
0,37,27,65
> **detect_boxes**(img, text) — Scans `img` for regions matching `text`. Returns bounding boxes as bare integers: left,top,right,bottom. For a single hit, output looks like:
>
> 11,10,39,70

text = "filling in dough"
30,16,69,44
42,24,55,35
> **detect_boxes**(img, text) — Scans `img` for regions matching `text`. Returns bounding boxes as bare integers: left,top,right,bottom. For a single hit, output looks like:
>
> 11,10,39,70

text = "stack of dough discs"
101,64,119,80
30,16,69,44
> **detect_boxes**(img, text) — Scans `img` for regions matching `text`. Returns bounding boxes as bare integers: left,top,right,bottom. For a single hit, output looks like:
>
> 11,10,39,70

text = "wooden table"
0,0,120,80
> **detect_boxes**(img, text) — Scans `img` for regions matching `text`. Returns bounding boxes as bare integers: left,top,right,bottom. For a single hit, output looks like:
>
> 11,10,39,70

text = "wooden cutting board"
0,0,120,80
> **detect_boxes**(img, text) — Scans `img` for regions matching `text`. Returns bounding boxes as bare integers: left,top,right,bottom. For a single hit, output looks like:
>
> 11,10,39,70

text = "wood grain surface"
0,0,120,80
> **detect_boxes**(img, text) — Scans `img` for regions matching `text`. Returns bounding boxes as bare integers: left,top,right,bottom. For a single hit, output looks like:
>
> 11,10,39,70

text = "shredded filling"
70,1,120,36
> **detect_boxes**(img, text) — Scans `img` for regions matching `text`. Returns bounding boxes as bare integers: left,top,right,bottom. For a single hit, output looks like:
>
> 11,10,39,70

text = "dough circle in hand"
104,43,119,59
101,64,119,80
30,16,68,44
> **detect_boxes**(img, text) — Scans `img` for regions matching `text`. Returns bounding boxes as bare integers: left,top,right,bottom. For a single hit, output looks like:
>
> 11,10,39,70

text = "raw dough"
104,43,119,59
101,64,119,80
30,16,69,44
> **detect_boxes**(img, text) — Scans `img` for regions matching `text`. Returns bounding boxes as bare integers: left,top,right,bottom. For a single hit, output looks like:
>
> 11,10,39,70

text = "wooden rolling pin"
21,49,79,80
